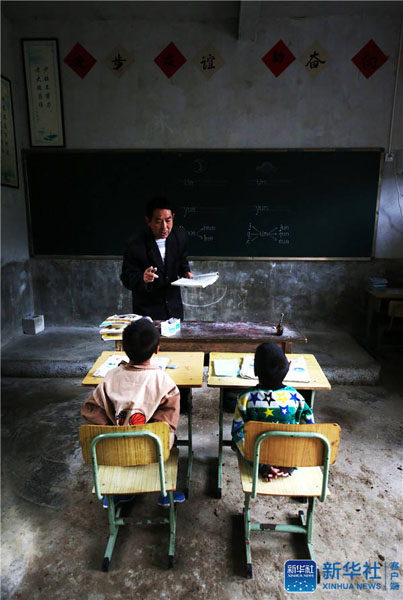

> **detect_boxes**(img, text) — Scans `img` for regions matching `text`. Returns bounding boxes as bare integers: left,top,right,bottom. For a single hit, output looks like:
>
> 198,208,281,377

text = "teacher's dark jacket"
120,226,191,320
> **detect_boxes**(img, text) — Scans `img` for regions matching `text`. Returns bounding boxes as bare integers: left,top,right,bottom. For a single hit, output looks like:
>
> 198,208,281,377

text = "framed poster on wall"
22,38,65,147
1,76,19,187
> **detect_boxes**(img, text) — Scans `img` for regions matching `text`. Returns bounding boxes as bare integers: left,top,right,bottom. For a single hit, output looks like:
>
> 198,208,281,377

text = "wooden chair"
79,422,179,572
237,422,341,579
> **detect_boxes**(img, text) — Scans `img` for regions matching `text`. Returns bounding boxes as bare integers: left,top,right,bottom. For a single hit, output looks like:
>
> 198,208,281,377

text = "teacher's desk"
113,320,307,354
365,288,403,345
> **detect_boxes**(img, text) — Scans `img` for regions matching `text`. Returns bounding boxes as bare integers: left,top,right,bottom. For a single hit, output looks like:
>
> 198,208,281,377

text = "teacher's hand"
144,266,159,283
185,272,194,279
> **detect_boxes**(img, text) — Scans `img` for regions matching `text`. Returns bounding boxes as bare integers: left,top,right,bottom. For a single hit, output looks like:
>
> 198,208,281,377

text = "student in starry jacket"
231,342,314,482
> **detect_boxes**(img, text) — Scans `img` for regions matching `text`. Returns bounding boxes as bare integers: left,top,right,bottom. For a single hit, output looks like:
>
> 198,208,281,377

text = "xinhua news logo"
284,560,317,593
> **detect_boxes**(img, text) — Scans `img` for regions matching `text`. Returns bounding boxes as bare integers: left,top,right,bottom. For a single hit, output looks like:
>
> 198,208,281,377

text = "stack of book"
98,314,151,341
368,276,388,291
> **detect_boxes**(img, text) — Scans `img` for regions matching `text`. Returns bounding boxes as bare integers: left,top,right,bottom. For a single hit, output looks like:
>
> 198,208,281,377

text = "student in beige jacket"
81,317,184,507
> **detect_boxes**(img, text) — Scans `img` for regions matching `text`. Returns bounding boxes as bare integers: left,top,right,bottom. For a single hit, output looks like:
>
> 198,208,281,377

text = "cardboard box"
22,314,45,335
160,318,180,337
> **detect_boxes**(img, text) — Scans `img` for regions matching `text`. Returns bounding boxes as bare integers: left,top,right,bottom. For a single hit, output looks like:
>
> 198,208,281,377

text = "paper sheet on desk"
172,272,219,288
283,357,310,383
93,355,170,378
213,359,240,377
239,355,257,379
93,354,129,378
237,355,310,383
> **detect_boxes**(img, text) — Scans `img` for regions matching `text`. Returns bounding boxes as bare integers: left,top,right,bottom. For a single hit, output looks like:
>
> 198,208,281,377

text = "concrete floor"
1,329,402,599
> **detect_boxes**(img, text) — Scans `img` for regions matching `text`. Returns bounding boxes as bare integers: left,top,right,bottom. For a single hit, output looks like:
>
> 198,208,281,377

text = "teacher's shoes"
157,491,186,507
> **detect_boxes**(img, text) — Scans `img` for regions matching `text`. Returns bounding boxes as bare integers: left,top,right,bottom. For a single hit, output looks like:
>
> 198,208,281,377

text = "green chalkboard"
23,149,382,258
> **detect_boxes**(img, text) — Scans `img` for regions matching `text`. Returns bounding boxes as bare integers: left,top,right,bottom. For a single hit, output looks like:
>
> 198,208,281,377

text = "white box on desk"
160,318,180,337
22,314,45,335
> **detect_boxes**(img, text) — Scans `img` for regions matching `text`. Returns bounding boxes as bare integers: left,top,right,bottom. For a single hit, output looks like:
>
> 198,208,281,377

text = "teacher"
121,197,193,320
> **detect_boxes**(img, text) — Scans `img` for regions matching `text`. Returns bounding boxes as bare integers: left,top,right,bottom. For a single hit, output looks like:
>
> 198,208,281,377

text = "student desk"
207,352,331,499
113,320,307,354
82,351,204,498
365,288,403,345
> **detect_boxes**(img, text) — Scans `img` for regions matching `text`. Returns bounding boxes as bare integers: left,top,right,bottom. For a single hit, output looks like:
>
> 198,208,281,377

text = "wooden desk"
366,288,403,345
82,351,204,498
114,320,307,354
82,351,204,388
207,352,331,498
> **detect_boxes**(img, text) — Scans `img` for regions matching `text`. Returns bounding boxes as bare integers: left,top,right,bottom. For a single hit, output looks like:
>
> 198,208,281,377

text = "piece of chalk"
167,365,178,369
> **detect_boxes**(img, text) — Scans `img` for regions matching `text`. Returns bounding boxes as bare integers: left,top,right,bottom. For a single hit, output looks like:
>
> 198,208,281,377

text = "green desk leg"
185,391,193,499
310,390,316,410
217,388,224,499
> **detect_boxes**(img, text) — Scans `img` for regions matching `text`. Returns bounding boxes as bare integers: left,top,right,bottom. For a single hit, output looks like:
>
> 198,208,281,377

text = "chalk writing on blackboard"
252,205,290,216
192,159,207,174
248,178,292,187
188,225,216,242
182,205,225,217
256,161,278,175
184,206,196,217
247,223,290,245
180,178,227,188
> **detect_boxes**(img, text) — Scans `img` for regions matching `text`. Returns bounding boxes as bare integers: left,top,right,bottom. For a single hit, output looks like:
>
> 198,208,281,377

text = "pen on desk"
275,312,284,336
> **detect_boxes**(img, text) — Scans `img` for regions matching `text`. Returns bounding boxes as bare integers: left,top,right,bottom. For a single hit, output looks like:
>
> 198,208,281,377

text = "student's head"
254,342,290,389
122,318,160,363
145,197,175,240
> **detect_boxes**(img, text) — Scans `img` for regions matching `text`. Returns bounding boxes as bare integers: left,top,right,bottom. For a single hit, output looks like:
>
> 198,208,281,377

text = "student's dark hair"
254,342,290,390
122,318,160,363
145,197,175,220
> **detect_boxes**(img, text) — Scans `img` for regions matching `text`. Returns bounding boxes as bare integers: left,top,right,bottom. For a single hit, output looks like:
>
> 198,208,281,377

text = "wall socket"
385,152,394,162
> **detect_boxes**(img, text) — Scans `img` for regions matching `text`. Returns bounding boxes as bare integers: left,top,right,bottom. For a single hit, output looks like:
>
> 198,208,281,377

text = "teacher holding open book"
121,197,193,321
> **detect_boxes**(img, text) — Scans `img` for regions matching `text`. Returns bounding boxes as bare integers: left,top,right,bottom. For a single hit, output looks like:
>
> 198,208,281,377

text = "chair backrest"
243,422,341,467
79,422,170,466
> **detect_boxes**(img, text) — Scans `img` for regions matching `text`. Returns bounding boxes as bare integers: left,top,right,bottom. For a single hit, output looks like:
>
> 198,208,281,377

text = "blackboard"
23,149,382,258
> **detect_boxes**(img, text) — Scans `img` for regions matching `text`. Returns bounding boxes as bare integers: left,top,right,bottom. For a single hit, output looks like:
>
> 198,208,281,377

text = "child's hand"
259,465,291,482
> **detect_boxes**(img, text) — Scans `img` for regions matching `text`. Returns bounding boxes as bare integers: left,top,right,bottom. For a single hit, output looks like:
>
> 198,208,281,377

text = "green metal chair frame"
242,428,334,579
89,429,177,572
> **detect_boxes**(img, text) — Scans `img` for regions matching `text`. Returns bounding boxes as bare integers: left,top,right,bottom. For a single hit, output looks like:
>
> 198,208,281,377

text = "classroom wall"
1,14,34,343
30,256,403,336
1,2,403,343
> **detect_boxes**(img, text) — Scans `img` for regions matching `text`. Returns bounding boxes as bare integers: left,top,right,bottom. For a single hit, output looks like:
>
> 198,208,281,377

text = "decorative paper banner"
193,46,225,79
22,39,65,147
64,42,97,79
300,41,331,78
154,42,186,78
104,45,134,78
351,39,388,79
262,40,296,77
1,76,18,187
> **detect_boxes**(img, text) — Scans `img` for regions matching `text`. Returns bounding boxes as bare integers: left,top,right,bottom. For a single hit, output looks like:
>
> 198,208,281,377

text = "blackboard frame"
23,148,383,260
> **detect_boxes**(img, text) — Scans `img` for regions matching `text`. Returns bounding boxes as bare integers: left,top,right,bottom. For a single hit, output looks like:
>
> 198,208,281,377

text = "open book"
93,354,170,378
238,355,310,383
171,272,219,288
239,355,257,379
283,357,310,383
